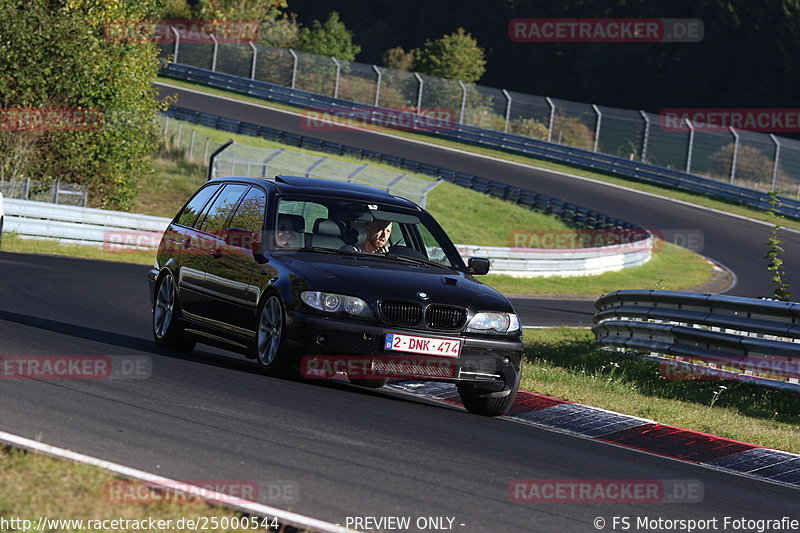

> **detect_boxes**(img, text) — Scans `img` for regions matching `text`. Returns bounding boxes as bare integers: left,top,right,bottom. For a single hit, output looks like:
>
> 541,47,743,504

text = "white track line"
0,429,350,533
155,80,799,234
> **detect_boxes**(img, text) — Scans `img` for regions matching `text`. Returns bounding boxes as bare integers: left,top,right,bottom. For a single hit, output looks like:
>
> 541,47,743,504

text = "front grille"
425,305,467,330
379,301,422,326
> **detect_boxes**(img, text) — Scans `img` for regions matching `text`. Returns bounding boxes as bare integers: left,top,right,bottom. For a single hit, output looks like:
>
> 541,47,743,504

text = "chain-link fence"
160,32,800,198
157,115,441,207
0,179,88,206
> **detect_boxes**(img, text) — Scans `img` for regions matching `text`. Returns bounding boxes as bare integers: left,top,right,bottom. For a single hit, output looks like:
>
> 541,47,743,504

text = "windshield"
271,196,464,270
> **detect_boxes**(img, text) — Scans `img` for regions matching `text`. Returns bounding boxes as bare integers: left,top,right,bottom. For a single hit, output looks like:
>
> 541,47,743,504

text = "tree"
0,0,163,210
383,46,413,71
298,11,360,61
413,27,486,83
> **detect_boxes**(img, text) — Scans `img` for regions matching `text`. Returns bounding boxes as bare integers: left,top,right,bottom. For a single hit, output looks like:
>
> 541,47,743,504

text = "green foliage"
298,11,360,61
708,143,779,187
0,0,164,210
160,0,194,19
509,118,549,139
383,46,414,71
765,192,792,301
413,28,486,83
551,115,595,150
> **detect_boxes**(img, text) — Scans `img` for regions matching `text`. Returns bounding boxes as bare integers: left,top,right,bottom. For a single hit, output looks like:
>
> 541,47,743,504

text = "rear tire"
153,272,196,353
457,371,520,417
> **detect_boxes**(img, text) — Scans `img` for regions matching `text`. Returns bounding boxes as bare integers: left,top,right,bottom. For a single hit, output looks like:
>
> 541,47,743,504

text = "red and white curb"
390,381,800,488
0,429,349,533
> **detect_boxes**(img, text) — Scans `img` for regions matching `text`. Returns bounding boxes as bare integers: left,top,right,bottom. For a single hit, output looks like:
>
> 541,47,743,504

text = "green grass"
485,241,723,298
1,233,154,265
158,75,800,232
0,447,270,533
521,328,800,453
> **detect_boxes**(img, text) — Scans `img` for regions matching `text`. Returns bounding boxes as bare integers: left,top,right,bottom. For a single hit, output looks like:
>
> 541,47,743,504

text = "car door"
184,183,249,324
203,185,267,335
172,182,223,319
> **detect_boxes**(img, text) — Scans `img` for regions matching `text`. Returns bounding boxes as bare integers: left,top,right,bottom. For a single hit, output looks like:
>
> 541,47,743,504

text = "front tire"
253,294,291,376
153,272,195,353
457,371,520,417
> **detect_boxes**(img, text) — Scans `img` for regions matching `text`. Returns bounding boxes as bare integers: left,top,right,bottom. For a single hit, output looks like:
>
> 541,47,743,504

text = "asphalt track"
154,82,800,304
0,252,797,532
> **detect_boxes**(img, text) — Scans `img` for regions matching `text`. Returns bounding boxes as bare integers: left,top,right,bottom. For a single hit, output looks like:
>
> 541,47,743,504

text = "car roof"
208,175,421,208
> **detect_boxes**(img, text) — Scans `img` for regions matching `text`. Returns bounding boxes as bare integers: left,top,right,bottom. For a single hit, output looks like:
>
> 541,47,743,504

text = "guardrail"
593,290,800,392
160,106,645,234
3,199,652,276
160,63,800,221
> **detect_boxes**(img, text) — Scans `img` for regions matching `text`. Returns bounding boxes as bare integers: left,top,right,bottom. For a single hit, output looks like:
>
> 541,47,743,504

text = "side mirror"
224,227,259,251
468,257,490,275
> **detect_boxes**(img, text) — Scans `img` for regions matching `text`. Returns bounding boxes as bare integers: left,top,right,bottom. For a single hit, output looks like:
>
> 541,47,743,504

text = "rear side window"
229,187,267,233
199,184,249,236
176,184,221,228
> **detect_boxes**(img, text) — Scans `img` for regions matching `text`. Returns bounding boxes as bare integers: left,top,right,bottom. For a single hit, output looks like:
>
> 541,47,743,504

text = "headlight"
301,291,371,318
466,311,521,335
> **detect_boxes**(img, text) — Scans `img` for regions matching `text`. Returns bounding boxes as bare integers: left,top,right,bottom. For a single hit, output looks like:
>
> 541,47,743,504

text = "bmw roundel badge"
417,292,429,300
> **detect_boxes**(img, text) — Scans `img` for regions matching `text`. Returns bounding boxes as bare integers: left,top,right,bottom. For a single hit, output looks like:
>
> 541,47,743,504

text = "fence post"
685,119,695,173
639,111,650,162
189,130,196,160
24,178,30,200
545,97,555,142
204,138,210,163
170,26,180,63
52,180,60,204
176,123,182,148
770,134,781,191
592,104,602,152
83,183,88,207
414,73,423,114
210,34,218,72
304,156,327,178
347,164,368,182
372,65,382,106
249,41,258,79
207,139,233,181
162,116,169,136
729,127,739,183
502,89,512,133
289,49,298,89
331,57,341,99
458,81,467,124
260,149,286,178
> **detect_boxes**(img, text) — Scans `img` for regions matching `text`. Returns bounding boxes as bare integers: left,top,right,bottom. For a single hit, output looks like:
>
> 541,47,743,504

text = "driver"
358,219,391,253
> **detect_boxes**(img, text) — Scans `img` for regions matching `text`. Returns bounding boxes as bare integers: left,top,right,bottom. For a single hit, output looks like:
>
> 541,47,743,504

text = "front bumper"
287,310,523,391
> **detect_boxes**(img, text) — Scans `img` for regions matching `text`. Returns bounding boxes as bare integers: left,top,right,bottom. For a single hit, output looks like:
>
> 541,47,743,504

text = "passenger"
275,215,298,247
358,219,392,253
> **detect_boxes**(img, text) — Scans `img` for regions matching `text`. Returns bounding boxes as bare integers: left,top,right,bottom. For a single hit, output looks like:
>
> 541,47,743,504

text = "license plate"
384,333,461,357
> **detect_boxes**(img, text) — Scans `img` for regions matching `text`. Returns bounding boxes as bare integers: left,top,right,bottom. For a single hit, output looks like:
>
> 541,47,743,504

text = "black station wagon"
148,176,523,416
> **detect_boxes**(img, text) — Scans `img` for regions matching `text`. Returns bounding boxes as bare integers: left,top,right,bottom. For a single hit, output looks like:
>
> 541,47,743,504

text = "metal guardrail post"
170,27,180,63
83,183,88,207
414,73,423,114
458,81,467,124
210,34,219,72
372,65,382,106
207,139,234,181
729,127,739,184
685,119,695,173
189,130,196,159
545,97,555,143
770,134,781,191
52,180,60,204
592,104,602,152
332,57,341,99
289,49,298,89
639,111,650,162
502,89,512,133
249,41,258,79
260,149,286,178
386,173,407,195
347,164,368,183
304,156,327,177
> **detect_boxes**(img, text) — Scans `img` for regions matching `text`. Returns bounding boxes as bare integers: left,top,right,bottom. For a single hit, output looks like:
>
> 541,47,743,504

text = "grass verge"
521,328,800,453
0,447,288,532
157,76,800,232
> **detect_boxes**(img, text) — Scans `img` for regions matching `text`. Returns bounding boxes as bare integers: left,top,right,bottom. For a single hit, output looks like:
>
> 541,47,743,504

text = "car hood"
274,251,513,312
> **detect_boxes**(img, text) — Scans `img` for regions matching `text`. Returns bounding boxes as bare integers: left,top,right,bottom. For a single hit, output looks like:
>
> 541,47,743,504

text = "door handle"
182,237,191,249
210,248,222,258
